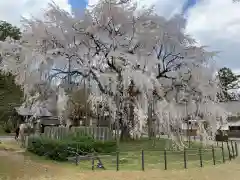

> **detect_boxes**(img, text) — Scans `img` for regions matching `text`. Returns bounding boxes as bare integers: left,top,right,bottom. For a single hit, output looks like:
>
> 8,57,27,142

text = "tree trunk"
120,124,131,141
148,101,154,139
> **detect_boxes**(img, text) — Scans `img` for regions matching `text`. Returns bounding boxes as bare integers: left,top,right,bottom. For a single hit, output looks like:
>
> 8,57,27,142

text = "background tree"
0,21,21,41
217,67,240,101
0,72,23,131
0,21,23,131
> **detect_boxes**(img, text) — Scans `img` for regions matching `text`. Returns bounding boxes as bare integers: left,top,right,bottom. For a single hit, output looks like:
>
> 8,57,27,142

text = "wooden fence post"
116,151,119,171
235,142,238,157
231,141,235,159
227,141,231,161
75,143,79,166
184,148,187,169
141,150,145,171
212,146,216,165
92,157,95,171
164,149,167,170
221,141,225,163
199,148,203,167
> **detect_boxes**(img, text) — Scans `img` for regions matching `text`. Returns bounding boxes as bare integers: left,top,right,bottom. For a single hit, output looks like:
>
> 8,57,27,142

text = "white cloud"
88,0,99,6
185,0,240,70
0,0,71,27
153,0,185,18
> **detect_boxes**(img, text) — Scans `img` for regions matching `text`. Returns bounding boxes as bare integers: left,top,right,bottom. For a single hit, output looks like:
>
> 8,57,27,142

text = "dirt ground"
1,149,240,180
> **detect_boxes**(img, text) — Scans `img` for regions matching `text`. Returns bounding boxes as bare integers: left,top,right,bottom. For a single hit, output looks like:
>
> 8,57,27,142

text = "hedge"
27,134,116,161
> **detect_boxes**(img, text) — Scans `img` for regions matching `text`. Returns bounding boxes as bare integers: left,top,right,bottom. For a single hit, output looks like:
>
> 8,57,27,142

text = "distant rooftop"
219,101,240,116
15,106,52,117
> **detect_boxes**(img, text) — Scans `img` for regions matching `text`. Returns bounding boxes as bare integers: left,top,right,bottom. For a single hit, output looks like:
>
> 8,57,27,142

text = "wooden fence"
70,141,238,171
42,126,113,141
109,142,238,171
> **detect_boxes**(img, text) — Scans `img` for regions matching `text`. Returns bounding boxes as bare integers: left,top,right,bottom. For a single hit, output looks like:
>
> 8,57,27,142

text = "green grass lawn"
88,139,225,171
0,149,239,180
48,138,227,171
0,137,237,180
24,137,233,171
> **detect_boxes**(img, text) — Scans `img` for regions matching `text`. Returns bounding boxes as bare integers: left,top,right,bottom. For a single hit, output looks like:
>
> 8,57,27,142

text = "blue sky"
182,0,199,14
68,0,87,8
68,0,87,13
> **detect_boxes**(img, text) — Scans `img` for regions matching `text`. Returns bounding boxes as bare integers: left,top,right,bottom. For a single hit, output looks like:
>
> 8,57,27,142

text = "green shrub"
4,128,11,133
63,132,95,143
27,135,117,161
93,141,117,153
2,123,12,133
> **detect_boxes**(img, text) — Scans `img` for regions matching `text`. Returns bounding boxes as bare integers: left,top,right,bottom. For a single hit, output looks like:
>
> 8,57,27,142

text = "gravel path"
0,136,14,141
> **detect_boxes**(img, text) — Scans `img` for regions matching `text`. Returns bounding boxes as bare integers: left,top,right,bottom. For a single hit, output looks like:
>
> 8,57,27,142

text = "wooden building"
219,101,240,138
15,106,60,133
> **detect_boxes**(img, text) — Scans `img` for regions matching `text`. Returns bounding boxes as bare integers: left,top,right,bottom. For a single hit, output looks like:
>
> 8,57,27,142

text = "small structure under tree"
15,106,60,133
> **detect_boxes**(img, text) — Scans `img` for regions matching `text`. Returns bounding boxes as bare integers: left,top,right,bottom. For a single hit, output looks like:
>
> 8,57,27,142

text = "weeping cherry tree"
0,0,228,148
